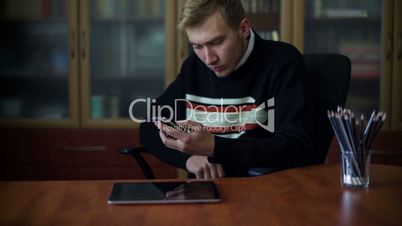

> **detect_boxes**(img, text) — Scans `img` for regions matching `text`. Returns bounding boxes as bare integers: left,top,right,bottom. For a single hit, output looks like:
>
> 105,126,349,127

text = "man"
139,0,314,178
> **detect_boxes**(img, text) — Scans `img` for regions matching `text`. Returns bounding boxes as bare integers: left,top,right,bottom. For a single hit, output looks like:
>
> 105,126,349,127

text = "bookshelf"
0,0,179,180
241,0,280,41
0,0,171,126
301,0,384,119
0,0,69,121
273,0,402,165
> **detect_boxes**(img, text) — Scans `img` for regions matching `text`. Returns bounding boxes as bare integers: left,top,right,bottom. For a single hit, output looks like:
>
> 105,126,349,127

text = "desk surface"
1,164,402,226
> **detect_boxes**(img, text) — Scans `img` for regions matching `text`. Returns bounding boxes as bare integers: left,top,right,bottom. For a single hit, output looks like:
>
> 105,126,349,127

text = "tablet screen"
108,181,221,204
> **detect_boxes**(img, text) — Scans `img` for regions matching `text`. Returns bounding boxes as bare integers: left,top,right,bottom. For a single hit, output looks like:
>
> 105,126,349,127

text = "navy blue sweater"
140,33,314,177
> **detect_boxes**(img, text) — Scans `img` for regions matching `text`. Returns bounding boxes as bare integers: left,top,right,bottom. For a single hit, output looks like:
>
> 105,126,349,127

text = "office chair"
119,54,351,179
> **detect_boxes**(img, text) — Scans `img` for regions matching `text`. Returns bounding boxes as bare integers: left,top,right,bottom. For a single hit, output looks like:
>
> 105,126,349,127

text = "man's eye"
193,45,201,50
212,40,222,45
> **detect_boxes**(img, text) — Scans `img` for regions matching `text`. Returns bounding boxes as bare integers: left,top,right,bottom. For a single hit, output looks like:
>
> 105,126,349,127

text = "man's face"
186,12,250,77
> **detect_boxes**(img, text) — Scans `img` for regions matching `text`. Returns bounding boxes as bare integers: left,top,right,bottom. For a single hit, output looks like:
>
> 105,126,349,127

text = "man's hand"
155,120,215,156
186,155,225,179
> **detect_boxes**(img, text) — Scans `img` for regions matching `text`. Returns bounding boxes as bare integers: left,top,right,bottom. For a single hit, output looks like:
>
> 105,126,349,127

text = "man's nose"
204,47,217,65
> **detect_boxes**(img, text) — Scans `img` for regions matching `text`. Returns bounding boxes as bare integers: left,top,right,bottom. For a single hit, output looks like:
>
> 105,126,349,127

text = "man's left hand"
155,120,214,157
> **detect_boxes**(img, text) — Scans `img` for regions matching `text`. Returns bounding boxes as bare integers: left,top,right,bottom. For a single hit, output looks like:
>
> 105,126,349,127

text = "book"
339,42,380,78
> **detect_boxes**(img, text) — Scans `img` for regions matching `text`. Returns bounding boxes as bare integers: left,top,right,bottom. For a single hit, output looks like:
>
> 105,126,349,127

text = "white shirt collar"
234,29,255,70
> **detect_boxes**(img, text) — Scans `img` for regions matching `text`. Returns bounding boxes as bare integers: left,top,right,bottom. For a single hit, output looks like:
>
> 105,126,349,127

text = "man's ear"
238,18,250,39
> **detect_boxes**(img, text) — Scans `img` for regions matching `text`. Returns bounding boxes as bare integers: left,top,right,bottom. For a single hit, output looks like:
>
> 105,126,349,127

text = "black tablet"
108,181,221,204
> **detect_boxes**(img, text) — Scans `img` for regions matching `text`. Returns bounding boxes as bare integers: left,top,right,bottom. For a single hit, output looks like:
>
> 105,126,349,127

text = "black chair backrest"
304,54,351,164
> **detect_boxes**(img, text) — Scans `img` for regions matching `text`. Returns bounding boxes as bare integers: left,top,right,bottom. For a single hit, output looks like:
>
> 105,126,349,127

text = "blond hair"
178,0,245,31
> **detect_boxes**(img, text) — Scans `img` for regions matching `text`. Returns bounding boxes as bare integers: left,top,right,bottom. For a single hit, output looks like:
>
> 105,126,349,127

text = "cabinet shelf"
2,19,68,36
0,72,67,80
1,18,67,23
91,17,163,24
0,74,68,96
305,17,380,26
92,74,163,80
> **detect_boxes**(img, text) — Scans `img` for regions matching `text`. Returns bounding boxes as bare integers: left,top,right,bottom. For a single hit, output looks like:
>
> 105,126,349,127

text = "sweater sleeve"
139,73,192,170
211,52,314,169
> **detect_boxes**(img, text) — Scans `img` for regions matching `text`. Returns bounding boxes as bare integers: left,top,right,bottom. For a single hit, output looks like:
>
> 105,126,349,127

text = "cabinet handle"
56,145,107,152
70,31,75,59
398,31,402,60
387,32,393,60
81,30,86,59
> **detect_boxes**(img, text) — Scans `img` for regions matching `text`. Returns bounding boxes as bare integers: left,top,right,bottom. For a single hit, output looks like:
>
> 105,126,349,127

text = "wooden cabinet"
0,128,176,180
0,0,180,180
0,0,179,127
287,0,402,132
0,0,76,127
282,0,402,164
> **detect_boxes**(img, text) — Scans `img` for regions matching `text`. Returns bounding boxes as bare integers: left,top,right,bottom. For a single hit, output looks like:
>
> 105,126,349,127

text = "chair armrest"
118,146,156,179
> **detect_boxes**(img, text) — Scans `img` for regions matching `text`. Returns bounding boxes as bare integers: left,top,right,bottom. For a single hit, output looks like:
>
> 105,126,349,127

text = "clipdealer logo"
128,98,274,132
255,98,275,132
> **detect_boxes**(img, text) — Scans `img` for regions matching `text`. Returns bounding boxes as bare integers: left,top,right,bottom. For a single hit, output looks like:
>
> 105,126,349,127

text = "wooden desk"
1,164,401,226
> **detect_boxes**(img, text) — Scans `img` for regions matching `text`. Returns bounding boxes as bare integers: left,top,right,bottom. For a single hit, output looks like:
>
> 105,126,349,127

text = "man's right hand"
186,155,225,179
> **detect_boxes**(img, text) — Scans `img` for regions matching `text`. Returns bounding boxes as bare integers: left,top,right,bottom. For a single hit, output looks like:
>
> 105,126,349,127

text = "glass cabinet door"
0,0,70,120
303,0,382,116
86,0,166,121
241,0,281,41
